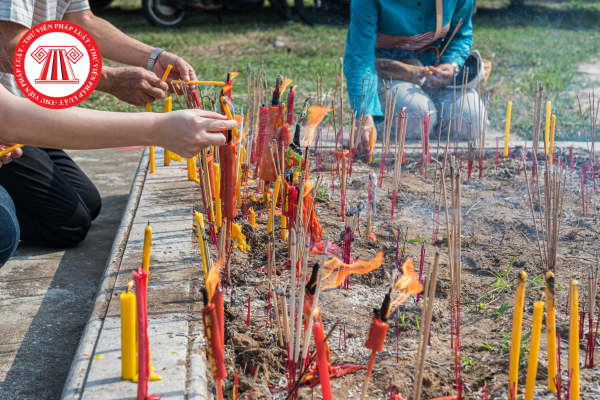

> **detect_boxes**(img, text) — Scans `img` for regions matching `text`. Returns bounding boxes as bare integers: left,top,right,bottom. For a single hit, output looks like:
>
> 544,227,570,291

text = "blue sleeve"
343,0,383,120
440,0,474,67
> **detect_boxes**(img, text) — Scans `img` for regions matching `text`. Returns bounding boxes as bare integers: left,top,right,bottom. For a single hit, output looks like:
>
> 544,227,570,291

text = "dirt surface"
191,144,599,400
0,148,142,399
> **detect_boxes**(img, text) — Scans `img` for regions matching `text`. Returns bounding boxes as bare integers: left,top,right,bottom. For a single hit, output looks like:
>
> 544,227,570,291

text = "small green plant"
494,303,512,319
499,331,531,365
398,313,407,330
451,353,481,371
314,183,330,202
415,315,420,331
476,375,492,383
473,341,496,352
468,251,518,313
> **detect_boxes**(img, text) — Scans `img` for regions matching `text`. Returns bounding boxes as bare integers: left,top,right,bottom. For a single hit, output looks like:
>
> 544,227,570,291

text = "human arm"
344,0,382,158
63,10,197,104
0,85,235,158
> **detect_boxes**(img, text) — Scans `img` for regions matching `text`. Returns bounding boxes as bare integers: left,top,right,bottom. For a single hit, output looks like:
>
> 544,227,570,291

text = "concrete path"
63,148,207,400
0,148,143,400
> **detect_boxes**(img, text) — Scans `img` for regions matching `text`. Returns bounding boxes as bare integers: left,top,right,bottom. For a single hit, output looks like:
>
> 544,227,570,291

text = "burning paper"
302,105,331,146
390,257,424,312
320,250,384,290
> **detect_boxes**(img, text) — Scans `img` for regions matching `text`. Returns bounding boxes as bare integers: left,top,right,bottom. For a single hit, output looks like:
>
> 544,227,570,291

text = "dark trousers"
0,147,101,248
0,184,19,266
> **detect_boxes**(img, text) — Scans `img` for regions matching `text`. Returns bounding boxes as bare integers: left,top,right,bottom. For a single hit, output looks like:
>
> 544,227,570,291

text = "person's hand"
100,66,169,106
355,114,376,160
424,63,455,90
154,51,197,96
0,139,23,168
157,110,237,158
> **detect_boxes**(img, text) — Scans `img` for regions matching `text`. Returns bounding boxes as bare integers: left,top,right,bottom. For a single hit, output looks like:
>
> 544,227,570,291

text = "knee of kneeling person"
0,210,19,267
53,202,92,247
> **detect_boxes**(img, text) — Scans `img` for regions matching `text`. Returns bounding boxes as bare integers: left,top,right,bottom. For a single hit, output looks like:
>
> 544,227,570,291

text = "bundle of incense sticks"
378,83,398,187
412,252,440,400
451,67,469,157
520,149,566,273
391,112,407,225
343,201,364,289
474,79,489,180
465,107,476,181
439,156,462,398
349,72,376,176
585,259,599,368
577,92,599,191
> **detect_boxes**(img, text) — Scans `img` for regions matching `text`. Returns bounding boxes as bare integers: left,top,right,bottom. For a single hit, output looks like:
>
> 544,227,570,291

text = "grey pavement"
0,147,143,399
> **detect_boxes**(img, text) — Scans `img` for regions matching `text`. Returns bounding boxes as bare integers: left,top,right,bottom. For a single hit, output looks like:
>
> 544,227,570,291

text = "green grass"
83,0,600,140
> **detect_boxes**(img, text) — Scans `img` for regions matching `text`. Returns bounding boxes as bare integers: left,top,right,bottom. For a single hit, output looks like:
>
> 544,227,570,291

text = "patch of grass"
493,303,512,319
84,0,600,141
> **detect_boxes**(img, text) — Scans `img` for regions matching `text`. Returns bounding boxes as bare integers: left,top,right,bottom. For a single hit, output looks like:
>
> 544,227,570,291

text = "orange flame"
229,72,241,80
127,280,134,292
390,258,423,313
302,105,331,146
291,85,298,92
425,109,437,116
321,251,384,290
280,77,293,95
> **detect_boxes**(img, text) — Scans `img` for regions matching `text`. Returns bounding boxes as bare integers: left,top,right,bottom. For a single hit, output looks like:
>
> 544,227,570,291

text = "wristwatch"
147,47,164,72
450,62,460,76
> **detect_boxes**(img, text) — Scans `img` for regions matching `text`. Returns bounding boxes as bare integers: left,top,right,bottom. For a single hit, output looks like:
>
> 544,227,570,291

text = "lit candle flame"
280,77,293,96
127,280,134,292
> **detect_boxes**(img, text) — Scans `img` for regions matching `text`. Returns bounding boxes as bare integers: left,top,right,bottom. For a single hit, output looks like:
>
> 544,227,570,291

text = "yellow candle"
163,97,172,166
544,101,551,155
369,126,375,163
504,101,512,157
187,158,198,182
171,80,226,86
142,223,152,274
281,215,287,240
249,207,260,227
268,177,281,234
194,211,208,279
508,270,528,399
569,280,580,400
214,163,222,228
525,300,544,400
120,283,137,380
219,95,239,137
146,103,156,173
0,144,24,158
546,272,557,392
550,115,556,163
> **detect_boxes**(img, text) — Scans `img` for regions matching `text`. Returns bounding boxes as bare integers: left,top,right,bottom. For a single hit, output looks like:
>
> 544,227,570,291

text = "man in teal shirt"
345,0,484,157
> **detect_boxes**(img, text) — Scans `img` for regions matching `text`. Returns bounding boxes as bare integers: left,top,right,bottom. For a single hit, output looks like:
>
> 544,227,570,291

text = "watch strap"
147,47,164,72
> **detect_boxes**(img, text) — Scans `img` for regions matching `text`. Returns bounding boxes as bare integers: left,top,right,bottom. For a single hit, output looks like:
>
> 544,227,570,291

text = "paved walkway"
0,148,143,400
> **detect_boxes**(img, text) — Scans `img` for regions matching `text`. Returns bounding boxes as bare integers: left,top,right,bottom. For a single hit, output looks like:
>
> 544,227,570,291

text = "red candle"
213,286,225,346
312,317,332,400
247,297,251,327
133,268,161,400
286,87,295,125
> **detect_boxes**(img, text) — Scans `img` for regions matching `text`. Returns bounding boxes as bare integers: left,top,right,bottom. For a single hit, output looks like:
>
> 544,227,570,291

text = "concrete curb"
61,148,150,400
188,334,209,400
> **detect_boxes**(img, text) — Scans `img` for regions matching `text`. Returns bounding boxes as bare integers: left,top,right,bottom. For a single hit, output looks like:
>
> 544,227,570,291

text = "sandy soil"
191,145,599,400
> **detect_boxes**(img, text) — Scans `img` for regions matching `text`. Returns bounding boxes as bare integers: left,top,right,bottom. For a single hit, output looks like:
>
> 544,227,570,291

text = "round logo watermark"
13,21,101,109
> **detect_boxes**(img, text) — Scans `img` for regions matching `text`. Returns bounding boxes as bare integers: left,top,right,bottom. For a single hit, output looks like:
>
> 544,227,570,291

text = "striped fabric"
0,0,90,97
376,23,450,50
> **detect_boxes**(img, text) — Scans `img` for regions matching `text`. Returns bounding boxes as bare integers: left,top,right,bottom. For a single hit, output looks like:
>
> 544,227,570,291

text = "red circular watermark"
13,21,101,109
